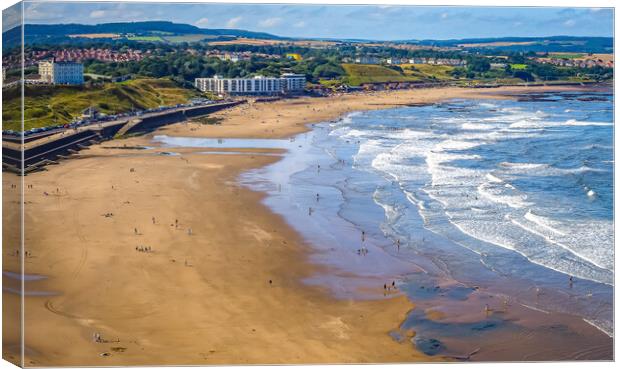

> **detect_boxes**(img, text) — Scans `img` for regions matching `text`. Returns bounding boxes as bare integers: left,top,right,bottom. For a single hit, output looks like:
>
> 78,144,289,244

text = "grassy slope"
127,35,164,42
510,64,528,70
401,64,455,81
341,64,418,86
342,63,458,86
162,34,211,43
2,78,200,131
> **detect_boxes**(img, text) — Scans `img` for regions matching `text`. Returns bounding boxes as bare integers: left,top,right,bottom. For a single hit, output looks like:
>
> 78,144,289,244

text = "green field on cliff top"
2,78,200,131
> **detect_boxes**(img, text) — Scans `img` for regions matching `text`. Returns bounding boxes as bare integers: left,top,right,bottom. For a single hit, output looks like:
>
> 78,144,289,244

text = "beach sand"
2,85,600,365
160,85,587,139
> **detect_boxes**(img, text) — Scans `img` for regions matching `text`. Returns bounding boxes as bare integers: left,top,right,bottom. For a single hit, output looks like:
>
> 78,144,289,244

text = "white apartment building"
354,56,381,65
195,73,306,95
38,60,84,85
280,73,306,92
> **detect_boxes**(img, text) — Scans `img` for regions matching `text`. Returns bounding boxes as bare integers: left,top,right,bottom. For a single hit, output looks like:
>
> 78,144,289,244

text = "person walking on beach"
397,239,400,251
152,216,156,224
362,231,365,242
175,219,178,229
134,228,138,235
188,228,192,236
316,193,320,202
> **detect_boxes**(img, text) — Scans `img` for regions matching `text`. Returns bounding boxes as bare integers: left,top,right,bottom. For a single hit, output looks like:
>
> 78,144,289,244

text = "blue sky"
11,1,615,40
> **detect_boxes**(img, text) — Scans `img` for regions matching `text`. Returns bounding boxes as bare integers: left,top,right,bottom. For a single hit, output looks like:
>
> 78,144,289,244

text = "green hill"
2,78,200,131
3,21,284,48
401,64,455,81
341,64,420,86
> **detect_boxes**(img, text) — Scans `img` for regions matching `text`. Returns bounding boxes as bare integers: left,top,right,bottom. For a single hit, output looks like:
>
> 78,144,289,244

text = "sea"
153,90,614,348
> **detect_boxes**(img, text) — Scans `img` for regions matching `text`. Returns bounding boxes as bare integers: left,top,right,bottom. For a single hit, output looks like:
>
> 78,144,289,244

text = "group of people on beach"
136,245,152,253
13,249,32,258
383,281,397,294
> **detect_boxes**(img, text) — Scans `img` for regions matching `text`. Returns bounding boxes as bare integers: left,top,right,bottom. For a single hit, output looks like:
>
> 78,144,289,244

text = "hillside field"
401,64,456,80
161,34,212,43
341,64,418,86
127,35,164,42
2,78,200,131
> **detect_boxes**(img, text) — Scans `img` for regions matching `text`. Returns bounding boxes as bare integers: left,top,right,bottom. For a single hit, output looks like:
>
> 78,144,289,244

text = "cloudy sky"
6,1,615,40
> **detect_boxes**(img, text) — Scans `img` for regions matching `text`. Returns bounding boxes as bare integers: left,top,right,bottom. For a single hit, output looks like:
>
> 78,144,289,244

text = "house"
354,56,381,64
38,60,84,85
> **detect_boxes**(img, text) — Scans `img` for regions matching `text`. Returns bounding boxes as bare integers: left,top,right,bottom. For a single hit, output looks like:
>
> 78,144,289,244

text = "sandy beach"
2,85,607,366
161,85,589,139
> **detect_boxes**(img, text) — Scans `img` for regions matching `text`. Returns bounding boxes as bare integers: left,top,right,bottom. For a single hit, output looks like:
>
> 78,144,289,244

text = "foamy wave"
461,122,496,130
524,210,566,236
583,318,613,338
343,129,369,138
510,119,612,129
511,213,613,272
477,182,532,209
485,173,503,183
500,162,548,170
565,119,613,127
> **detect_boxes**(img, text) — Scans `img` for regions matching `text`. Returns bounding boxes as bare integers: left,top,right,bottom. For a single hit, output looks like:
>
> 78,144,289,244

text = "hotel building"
195,73,306,95
38,60,84,85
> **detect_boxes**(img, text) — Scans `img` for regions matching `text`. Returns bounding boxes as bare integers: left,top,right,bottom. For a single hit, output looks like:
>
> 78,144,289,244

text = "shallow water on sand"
153,90,613,359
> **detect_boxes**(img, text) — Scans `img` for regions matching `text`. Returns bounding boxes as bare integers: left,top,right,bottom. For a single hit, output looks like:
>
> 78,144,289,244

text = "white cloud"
440,12,449,19
195,17,209,27
3,4,21,32
25,3,63,21
259,17,282,28
226,16,242,28
564,19,576,27
87,5,144,21
90,10,107,19
293,21,306,28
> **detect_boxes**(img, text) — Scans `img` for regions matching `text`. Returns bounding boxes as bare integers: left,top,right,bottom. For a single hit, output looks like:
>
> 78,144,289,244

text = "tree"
312,63,344,80
513,70,534,82
467,58,491,73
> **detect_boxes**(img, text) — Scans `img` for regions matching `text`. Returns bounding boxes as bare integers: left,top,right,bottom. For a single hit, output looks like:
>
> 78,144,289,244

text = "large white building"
195,73,305,95
354,56,381,65
38,60,84,85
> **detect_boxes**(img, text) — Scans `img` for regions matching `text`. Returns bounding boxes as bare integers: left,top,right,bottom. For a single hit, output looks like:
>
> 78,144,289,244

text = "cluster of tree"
449,58,613,82
83,50,346,84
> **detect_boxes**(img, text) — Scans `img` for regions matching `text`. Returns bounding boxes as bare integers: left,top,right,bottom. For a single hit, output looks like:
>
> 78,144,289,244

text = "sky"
4,1,615,40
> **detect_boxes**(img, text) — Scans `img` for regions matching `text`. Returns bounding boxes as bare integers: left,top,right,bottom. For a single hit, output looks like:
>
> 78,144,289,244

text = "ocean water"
154,90,614,340
240,91,613,337
339,92,614,286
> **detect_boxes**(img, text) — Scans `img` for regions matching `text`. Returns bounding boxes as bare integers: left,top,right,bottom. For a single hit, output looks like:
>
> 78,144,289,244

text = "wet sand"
2,85,608,365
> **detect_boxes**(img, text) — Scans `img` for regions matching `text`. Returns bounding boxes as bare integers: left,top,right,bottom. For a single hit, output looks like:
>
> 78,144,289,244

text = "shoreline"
145,82,614,356
2,84,611,365
159,84,601,140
